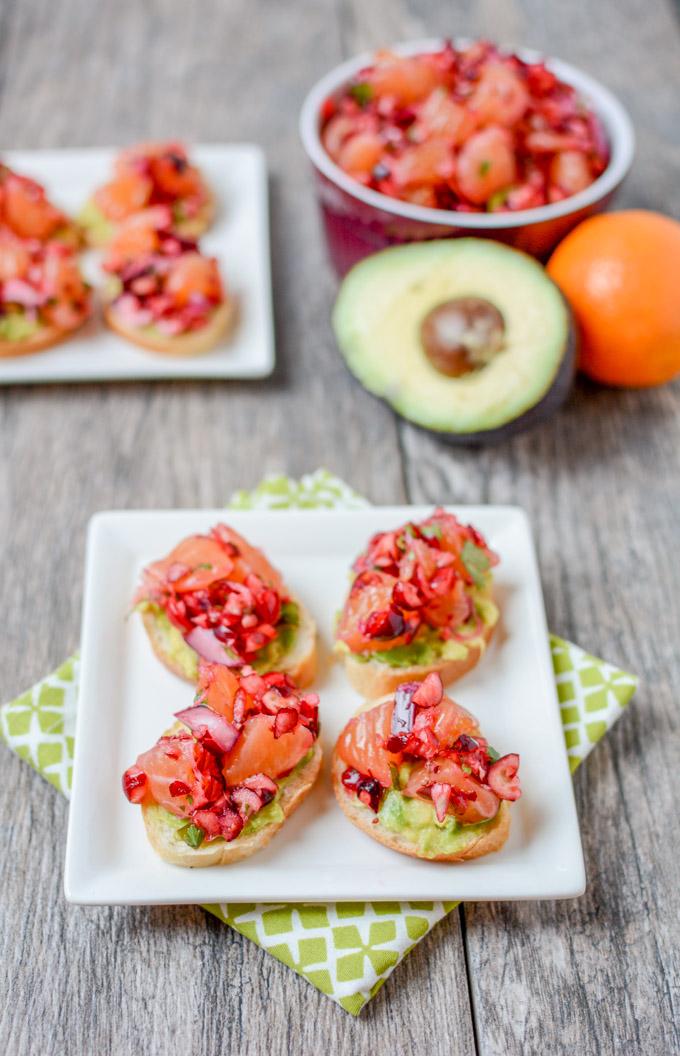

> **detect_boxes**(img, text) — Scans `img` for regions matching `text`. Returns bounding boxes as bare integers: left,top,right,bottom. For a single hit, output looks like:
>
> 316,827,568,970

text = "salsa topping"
122,661,320,843
93,140,210,223
103,207,224,336
0,233,91,335
339,673,520,824
136,523,295,666
321,41,609,213
336,508,498,655
0,164,71,242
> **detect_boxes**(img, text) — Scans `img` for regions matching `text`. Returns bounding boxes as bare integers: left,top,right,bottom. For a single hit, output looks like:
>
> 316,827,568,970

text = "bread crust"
143,740,322,867
341,606,497,698
0,315,88,358
331,753,510,862
141,597,318,688
104,297,234,356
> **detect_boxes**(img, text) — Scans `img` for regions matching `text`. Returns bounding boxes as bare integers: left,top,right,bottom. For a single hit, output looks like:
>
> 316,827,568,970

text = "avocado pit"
421,296,505,377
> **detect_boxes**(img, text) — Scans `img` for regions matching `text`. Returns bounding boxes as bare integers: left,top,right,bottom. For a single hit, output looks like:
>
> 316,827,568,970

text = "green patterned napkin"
0,470,638,1015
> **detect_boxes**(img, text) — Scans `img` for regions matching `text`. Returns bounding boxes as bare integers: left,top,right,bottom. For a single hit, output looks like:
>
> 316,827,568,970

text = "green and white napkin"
0,470,638,1015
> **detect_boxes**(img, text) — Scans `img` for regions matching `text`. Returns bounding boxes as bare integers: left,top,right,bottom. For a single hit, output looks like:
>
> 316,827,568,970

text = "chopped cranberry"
412,672,444,708
487,754,521,801
231,786,263,818
360,608,405,640
122,767,147,803
392,580,423,610
168,780,191,797
241,773,277,804
273,707,298,739
357,777,383,813
341,767,362,792
241,671,267,697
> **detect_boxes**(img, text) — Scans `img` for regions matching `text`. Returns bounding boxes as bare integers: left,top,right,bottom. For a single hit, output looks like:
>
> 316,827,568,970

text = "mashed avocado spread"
136,600,299,681
0,311,41,342
379,789,493,858
78,199,115,245
149,748,313,847
337,591,498,669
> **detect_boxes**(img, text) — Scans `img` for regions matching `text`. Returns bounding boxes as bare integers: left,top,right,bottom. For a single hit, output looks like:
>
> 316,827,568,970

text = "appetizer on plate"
332,673,520,861
134,522,317,686
0,162,80,246
80,140,214,246
0,234,91,356
102,206,233,355
335,507,499,696
123,661,322,866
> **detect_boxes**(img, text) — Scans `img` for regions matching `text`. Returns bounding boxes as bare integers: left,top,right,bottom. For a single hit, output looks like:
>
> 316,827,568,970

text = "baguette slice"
104,297,234,356
341,590,498,698
331,752,510,862
141,597,318,688
0,315,89,358
144,739,322,867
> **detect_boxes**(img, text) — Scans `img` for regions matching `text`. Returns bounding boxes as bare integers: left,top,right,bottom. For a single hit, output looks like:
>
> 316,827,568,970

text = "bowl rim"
299,38,636,229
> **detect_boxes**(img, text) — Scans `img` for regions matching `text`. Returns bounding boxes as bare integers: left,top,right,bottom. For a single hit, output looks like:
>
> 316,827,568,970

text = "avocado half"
332,239,575,444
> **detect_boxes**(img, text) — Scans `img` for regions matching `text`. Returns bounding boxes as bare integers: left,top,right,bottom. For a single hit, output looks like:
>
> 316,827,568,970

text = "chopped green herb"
487,188,509,212
389,763,402,790
478,159,491,176
349,82,374,106
405,524,417,538
461,540,491,586
487,745,500,762
179,823,205,849
196,563,213,570
461,763,472,775
421,523,443,541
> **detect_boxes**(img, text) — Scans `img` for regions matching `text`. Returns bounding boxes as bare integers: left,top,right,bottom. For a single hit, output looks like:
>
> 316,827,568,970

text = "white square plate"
65,507,585,904
1,145,274,382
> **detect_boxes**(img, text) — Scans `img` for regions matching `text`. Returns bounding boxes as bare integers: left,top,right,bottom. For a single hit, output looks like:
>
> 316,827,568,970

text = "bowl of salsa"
300,40,635,274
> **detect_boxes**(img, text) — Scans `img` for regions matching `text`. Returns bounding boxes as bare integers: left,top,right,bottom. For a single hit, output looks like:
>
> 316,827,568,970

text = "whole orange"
547,210,680,387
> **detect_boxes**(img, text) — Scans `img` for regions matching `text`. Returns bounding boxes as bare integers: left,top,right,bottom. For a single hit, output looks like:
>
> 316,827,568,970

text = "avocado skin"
332,238,575,444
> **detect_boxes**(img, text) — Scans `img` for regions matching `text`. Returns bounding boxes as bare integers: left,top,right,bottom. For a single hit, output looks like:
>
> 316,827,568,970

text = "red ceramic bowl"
300,39,635,275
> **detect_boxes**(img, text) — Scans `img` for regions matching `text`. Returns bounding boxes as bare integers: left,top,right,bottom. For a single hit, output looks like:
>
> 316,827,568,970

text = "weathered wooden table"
1,1,678,1053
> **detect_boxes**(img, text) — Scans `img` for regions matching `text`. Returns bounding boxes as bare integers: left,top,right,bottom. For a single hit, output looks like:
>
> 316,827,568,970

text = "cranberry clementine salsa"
321,40,609,213
134,522,317,686
123,661,322,865
335,507,500,696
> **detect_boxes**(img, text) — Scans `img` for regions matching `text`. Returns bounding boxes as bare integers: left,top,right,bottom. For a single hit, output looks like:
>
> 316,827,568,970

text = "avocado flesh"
136,601,298,681
376,788,494,859
332,239,571,435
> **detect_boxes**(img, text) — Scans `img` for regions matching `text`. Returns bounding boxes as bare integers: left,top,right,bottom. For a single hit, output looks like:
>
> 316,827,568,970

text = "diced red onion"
174,704,240,754
184,626,241,667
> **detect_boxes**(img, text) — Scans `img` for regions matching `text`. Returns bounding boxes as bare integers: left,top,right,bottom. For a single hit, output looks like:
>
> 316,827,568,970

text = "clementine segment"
547,210,680,387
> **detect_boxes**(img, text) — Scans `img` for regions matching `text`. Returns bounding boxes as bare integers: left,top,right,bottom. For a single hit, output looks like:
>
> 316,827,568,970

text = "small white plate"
0,145,274,382
65,507,585,904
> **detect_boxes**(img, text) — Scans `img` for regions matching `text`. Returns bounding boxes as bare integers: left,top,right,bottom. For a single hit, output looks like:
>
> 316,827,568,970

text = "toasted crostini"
335,507,499,696
332,673,520,861
123,661,322,866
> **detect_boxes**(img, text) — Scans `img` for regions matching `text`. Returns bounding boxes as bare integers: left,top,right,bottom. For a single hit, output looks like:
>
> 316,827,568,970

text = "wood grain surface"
0,0,678,1053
